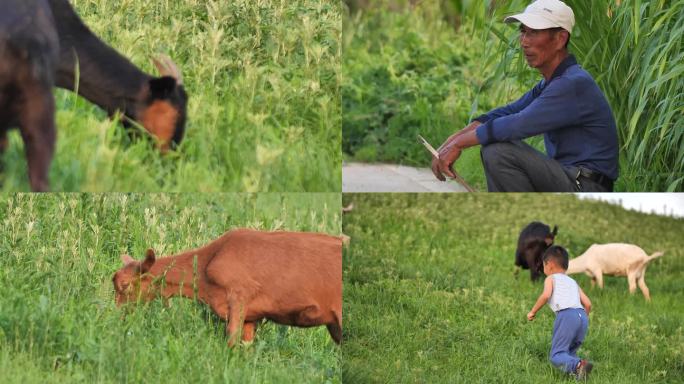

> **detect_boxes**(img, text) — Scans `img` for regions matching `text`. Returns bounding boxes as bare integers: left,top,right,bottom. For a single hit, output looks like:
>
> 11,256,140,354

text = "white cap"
504,0,575,34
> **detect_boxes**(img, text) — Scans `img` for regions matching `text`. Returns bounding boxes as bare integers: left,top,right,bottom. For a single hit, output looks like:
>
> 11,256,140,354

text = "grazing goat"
566,243,664,301
112,229,342,346
50,0,187,151
0,0,59,191
515,221,557,281
1,0,187,191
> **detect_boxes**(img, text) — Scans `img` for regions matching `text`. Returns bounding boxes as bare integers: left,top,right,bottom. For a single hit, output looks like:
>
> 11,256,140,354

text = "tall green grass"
0,193,341,383
343,193,684,383
0,0,341,192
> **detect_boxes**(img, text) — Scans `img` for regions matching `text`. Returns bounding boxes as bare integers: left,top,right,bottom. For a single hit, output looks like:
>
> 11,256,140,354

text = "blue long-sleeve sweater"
474,55,619,181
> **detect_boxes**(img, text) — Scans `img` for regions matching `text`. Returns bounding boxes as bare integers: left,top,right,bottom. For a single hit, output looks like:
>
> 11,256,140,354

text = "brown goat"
1,0,187,191
112,229,342,346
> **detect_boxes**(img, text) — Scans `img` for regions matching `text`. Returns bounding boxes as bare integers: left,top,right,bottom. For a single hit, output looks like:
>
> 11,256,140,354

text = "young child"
527,245,594,380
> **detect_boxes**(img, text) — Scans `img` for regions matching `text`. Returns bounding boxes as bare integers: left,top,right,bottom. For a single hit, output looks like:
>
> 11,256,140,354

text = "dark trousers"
480,141,609,192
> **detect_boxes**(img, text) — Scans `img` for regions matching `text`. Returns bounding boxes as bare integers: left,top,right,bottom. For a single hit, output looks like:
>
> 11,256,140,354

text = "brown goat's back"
205,229,342,340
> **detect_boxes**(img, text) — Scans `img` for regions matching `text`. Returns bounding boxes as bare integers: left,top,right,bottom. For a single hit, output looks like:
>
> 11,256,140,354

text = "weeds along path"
0,1,341,192
0,193,341,383
342,194,684,383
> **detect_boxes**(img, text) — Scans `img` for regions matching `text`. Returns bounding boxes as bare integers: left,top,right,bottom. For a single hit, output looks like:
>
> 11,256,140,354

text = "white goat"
566,243,664,301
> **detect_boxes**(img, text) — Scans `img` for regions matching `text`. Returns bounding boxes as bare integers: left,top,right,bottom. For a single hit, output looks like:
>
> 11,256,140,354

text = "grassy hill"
0,193,341,383
1,0,341,192
342,193,683,383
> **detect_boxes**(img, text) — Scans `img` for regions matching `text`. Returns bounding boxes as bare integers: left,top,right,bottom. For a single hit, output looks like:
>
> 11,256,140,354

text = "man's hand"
429,123,481,181
527,311,536,321
430,143,462,181
430,131,463,181
430,156,445,181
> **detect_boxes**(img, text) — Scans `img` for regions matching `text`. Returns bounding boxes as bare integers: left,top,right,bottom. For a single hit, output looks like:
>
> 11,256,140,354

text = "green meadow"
0,193,341,383
343,0,684,191
343,194,684,383
1,0,341,192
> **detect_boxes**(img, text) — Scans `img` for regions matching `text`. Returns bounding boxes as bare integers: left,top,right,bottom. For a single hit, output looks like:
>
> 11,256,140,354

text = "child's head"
542,245,569,274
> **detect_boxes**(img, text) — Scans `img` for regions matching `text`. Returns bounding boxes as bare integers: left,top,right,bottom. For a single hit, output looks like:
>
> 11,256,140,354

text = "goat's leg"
226,300,245,347
0,130,7,173
525,252,540,282
593,270,604,289
325,307,342,344
637,274,651,301
327,323,342,344
585,271,596,289
19,87,56,192
627,272,638,295
530,268,541,282
242,321,257,343
0,130,7,154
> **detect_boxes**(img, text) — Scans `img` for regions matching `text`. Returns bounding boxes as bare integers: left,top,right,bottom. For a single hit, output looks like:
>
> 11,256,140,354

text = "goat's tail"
551,225,558,237
645,251,665,264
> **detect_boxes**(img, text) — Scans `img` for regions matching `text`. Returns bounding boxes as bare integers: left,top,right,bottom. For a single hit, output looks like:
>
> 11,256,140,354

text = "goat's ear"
552,225,558,236
141,248,156,273
149,77,177,98
121,254,135,265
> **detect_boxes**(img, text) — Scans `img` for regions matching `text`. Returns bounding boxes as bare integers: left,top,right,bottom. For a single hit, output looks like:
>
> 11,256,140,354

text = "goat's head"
137,55,188,152
112,249,158,306
544,225,558,246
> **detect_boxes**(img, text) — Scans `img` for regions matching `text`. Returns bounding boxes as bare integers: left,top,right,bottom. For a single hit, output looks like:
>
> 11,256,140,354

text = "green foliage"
342,1,538,189
0,193,341,383
343,193,684,383
0,0,341,192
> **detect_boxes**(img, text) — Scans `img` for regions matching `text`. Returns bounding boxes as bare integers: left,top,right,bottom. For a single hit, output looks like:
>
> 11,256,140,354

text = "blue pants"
550,308,589,373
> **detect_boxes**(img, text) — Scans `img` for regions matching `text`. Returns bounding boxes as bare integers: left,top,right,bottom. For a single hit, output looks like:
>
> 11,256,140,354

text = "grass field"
342,193,684,383
0,0,341,192
0,193,341,383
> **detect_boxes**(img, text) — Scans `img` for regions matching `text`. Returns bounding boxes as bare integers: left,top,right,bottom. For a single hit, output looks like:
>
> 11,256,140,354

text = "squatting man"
431,0,618,192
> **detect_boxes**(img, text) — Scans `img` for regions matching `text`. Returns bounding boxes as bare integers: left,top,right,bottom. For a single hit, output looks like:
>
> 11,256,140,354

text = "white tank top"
548,273,583,313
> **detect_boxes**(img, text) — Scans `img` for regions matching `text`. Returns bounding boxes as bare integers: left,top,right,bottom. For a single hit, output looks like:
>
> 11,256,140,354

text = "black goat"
50,0,187,151
0,0,59,191
0,0,187,191
515,222,558,282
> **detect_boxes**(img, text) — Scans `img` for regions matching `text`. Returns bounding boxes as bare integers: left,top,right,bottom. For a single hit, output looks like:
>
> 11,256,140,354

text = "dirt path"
342,162,467,192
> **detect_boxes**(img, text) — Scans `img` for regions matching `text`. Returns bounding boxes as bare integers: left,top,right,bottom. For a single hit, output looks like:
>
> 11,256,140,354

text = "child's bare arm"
527,276,553,321
579,287,592,315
